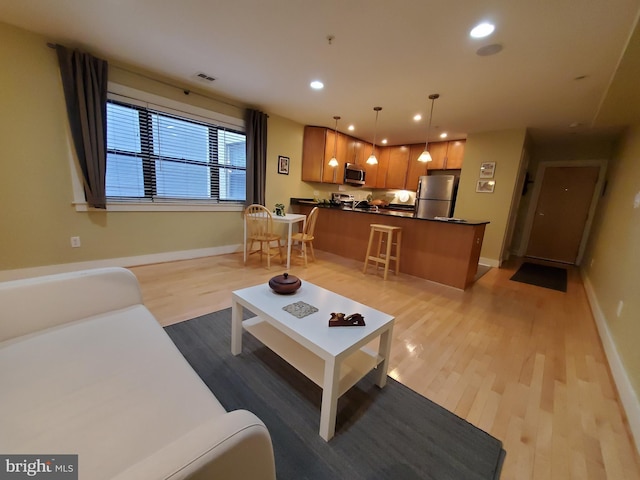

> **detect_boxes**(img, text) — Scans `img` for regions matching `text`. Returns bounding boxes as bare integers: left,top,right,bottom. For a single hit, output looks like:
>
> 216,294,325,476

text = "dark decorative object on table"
328,312,366,327
269,272,302,294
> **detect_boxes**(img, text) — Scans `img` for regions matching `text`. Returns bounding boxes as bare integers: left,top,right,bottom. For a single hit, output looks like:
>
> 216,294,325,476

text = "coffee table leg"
231,300,243,356
375,326,394,388
319,357,340,441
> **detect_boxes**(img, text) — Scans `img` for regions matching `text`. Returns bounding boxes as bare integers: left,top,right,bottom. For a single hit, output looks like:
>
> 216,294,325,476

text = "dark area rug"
510,261,568,292
165,308,506,480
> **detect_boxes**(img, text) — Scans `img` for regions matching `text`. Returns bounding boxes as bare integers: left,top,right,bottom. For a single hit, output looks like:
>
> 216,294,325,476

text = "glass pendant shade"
367,107,382,165
417,150,432,163
328,115,341,167
418,94,439,163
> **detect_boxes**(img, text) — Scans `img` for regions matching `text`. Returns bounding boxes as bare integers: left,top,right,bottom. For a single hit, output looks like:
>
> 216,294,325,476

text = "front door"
526,166,599,264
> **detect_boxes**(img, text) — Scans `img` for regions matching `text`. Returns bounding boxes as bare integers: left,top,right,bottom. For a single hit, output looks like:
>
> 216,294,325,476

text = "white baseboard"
0,244,242,282
479,257,501,268
582,271,640,455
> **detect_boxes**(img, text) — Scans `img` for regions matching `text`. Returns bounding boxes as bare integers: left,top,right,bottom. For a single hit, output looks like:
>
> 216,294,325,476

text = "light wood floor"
129,251,640,480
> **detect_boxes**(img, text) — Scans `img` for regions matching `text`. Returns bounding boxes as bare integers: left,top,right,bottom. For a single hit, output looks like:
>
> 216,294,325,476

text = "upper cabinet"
302,126,328,183
321,130,348,184
302,126,465,186
405,144,428,190
375,147,390,188
385,146,410,190
427,142,448,170
444,140,465,169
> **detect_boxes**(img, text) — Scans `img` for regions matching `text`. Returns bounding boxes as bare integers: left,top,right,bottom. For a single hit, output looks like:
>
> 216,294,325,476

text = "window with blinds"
106,99,246,203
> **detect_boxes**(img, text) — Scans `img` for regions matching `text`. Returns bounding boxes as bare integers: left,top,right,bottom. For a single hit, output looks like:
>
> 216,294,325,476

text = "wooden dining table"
243,212,306,269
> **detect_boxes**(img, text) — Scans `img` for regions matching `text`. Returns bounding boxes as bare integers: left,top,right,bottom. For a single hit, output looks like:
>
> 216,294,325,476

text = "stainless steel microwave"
344,163,366,186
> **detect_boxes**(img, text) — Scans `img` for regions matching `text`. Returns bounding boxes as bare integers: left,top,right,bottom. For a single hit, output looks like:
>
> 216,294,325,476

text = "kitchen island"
291,201,488,290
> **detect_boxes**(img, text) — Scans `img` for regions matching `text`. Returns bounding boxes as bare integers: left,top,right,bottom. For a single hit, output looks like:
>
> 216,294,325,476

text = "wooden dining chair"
244,204,284,269
291,206,319,267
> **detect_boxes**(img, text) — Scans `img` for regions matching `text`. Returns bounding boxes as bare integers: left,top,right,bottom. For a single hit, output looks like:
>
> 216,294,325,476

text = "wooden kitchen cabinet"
405,143,428,191
303,125,465,185
424,140,466,170
375,147,390,188
321,130,348,184
301,126,326,182
385,146,410,189
426,142,448,170
292,205,487,290
444,140,465,169
350,139,379,188
351,139,370,166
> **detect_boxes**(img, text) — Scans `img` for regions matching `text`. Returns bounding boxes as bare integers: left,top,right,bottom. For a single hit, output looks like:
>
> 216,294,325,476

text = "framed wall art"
476,180,495,193
479,161,496,178
278,155,290,175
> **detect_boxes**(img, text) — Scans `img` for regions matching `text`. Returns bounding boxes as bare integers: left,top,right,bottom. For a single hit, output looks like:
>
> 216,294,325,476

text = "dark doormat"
510,262,567,292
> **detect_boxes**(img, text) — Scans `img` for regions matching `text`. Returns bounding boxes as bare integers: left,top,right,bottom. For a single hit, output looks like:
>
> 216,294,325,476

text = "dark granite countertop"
290,198,489,226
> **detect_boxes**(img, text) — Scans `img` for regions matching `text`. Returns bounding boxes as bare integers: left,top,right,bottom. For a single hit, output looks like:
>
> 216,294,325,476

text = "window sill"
73,201,245,213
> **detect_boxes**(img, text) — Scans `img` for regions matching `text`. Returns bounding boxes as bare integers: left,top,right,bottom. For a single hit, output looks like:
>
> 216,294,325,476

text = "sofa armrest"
0,267,143,342
112,410,276,480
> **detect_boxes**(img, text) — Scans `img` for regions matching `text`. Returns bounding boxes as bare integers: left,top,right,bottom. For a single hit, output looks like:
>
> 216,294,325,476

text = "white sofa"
0,267,276,480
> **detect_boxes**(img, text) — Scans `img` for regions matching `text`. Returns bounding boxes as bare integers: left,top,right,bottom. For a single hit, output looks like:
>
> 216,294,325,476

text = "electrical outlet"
313,190,319,197
590,258,595,268
70,236,81,248
616,300,624,318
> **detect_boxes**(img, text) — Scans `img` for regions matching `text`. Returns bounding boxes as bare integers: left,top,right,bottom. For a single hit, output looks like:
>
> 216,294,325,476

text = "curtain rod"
46,42,251,112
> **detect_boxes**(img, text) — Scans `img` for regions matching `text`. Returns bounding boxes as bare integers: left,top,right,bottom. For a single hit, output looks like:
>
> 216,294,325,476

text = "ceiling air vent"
194,72,216,83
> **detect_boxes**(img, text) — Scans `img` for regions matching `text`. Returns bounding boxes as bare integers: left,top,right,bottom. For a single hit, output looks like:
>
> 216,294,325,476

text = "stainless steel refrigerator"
415,175,457,218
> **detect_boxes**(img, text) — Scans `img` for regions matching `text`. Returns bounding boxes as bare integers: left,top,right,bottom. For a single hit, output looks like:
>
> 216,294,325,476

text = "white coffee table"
231,281,394,441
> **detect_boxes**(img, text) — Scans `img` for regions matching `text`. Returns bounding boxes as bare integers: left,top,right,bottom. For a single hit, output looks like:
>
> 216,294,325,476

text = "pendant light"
328,116,340,167
418,94,440,163
366,107,382,165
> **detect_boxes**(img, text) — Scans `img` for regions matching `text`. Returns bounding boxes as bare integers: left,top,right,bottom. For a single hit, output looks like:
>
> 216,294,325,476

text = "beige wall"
583,125,640,396
509,136,617,255
265,114,313,210
454,129,527,264
0,22,307,273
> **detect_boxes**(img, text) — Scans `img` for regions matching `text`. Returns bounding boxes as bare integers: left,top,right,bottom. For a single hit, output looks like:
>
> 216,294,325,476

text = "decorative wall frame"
278,156,290,175
479,161,496,179
476,180,495,193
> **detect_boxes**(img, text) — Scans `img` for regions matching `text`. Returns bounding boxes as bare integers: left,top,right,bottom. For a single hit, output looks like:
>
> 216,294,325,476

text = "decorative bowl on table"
268,272,302,294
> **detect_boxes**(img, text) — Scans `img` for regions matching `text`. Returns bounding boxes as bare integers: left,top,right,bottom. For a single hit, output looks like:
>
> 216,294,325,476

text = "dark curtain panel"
56,45,108,209
245,109,268,206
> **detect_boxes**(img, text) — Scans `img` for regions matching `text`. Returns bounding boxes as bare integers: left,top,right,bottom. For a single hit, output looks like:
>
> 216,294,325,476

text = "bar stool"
363,224,402,280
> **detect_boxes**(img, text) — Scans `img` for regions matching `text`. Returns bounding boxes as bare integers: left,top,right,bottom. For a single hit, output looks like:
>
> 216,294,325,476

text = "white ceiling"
1,0,639,145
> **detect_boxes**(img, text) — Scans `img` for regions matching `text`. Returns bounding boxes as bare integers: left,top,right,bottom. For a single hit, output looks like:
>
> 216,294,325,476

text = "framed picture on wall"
278,156,290,175
479,161,496,178
476,180,495,193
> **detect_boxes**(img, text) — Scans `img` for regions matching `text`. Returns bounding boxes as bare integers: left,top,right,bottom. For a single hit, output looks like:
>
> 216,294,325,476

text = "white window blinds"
106,99,246,203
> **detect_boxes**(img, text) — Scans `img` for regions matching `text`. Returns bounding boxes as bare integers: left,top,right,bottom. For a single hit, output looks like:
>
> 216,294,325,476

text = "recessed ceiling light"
440,132,448,138
413,114,422,121
310,80,324,90
348,125,355,131
381,139,388,144
470,22,495,38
